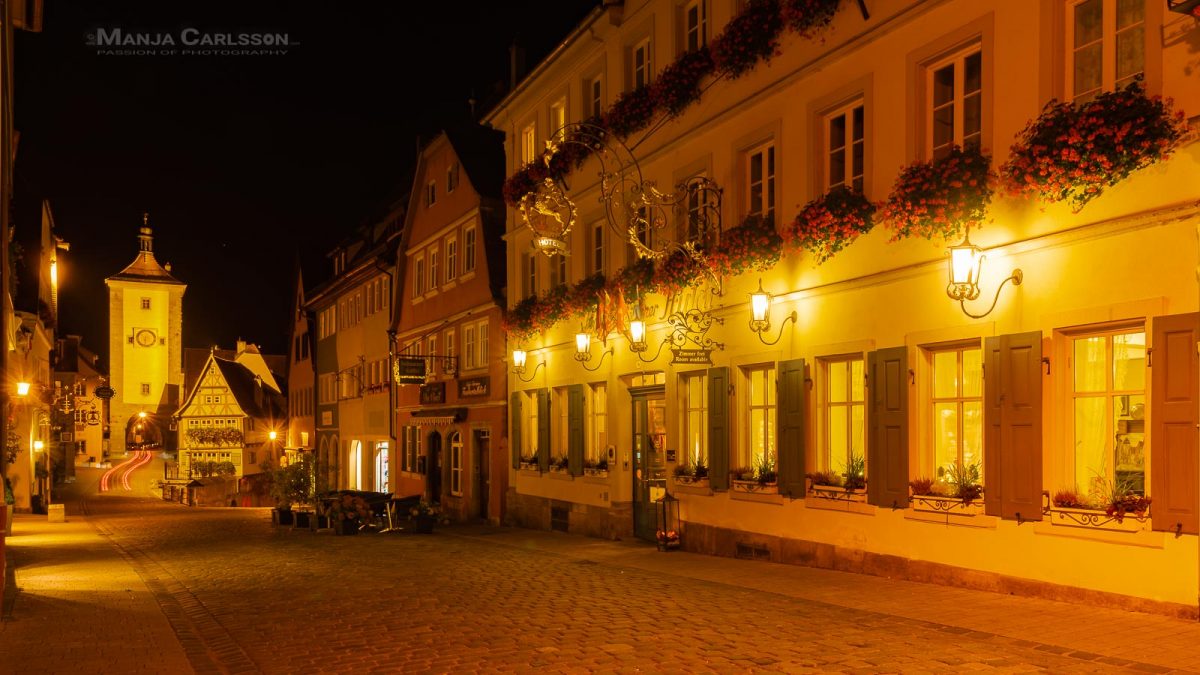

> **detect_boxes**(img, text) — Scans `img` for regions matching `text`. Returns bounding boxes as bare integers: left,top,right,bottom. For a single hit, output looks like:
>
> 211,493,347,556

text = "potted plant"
908,464,984,514
549,455,570,473
519,454,540,471
327,493,371,535
583,458,609,477
410,500,440,534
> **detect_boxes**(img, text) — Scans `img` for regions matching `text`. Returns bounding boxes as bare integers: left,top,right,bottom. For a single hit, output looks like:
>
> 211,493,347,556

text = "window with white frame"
1068,0,1143,103
428,247,440,292
591,222,605,275
820,356,865,475
741,366,777,472
587,382,607,463
425,180,436,207
464,325,476,370
826,101,865,192
587,75,603,119
681,372,707,467
464,226,477,274
367,281,376,315
683,0,706,53
477,322,489,368
445,236,457,283
747,142,776,224
525,253,538,298
929,343,983,484
447,162,460,192
632,38,652,88
413,255,426,297
551,247,568,288
550,98,567,141
553,387,570,463
521,123,537,164
402,426,420,473
427,334,438,370
450,432,463,495
928,47,982,160
684,175,709,247
444,329,456,374
1069,326,1146,495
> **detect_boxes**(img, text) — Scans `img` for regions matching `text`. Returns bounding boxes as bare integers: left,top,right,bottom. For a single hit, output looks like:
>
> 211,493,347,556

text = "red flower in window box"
880,145,995,241
785,185,876,263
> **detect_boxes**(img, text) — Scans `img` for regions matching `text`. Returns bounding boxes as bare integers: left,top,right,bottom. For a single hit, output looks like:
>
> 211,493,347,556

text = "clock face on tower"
135,329,158,347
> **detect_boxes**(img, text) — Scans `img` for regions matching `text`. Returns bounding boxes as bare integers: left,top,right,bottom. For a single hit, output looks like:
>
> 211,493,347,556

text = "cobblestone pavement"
5,487,1195,675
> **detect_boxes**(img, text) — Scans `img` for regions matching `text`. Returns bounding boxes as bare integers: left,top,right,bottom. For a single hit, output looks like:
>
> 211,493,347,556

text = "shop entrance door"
631,386,667,542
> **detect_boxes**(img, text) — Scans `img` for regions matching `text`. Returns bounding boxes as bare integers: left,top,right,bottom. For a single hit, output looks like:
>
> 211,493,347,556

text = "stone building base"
681,520,1198,621
505,489,633,540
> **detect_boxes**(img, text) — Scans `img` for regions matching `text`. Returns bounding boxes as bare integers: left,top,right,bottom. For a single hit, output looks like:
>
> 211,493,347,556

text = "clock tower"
105,216,186,456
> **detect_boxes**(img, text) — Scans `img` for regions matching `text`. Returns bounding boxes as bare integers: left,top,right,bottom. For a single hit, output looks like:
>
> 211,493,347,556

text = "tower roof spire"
107,213,182,285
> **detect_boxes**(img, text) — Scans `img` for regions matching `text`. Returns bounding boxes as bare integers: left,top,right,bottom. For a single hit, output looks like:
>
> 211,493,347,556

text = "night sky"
13,0,596,366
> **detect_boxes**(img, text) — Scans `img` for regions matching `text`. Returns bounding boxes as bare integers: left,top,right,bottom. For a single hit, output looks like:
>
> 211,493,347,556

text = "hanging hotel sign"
394,357,426,384
93,384,115,400
458,376,489,398
667,304,723,366
419,381,446,405
671,349,713,365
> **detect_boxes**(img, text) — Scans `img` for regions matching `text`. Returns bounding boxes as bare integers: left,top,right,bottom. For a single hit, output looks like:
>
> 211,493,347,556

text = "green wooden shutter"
867,347,909,508
567,384,586,476
1150,312,1199,534
537,388,551,472
984,332,1044,521
510,392,522,469
707,367,730,490
777,358,807,497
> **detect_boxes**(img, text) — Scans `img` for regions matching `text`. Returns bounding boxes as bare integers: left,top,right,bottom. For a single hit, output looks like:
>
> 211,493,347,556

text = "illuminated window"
825,101,865,192
1068,0,1143,103
929,343,983,484
681,372,707,467
819,356,865,474
375,441,390,492
928,47,982,160
746,142,775,224
1070,327,1146,495
741,366,777,471
588,382,607,463
523,390,541,457
553,387,570,462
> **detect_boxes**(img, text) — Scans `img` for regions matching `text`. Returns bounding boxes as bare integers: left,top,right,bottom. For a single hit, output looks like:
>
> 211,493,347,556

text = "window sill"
582,468,609,478
519,463,541,474
730,488,783,505
672,483,713,497
460,271,476,283
731,479,777,495
674,475,710,488
808,484,868,503
1045,506,1150,533
906,495,995,528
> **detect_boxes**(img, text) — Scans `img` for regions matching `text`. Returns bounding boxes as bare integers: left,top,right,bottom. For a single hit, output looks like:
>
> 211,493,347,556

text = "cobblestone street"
4,481,1200,673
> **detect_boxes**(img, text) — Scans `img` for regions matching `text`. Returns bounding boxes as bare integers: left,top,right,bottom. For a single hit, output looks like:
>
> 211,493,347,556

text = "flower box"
548,464,570,474
674,474,710,488
1045,505,1149,533
582,467,609,478
909,494,984,516
808,484,868,503
732,479,778,495
519,461,541,473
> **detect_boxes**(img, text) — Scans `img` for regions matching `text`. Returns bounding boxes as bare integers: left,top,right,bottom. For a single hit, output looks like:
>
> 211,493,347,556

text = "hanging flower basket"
782,0,841,38
786,185,875,263
710,0,785,79
1000,82,1187,212
880,146,995,242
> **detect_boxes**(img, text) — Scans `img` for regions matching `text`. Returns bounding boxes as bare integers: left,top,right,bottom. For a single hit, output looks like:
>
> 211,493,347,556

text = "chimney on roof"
509,42,526,89
236,339,246,355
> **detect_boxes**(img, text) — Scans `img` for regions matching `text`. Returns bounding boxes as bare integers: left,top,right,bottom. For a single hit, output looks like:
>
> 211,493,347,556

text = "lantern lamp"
573,330,613,371
655,490,681,551
269,430,278,441
16,381,30,397
748,279,797,345
511,348,545,382
33,440,44,451
945,227,1023,319
138,411,147,419
629,319,647,352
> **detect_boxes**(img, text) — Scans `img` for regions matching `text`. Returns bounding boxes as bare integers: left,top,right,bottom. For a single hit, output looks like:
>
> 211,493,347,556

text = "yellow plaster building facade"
487,0,1200,616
